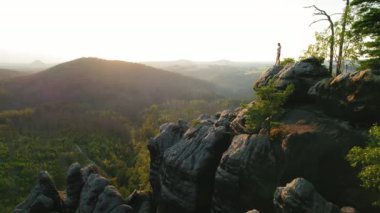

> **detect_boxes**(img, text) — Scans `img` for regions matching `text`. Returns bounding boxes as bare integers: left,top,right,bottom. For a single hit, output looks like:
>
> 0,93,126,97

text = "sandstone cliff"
15,58,380,213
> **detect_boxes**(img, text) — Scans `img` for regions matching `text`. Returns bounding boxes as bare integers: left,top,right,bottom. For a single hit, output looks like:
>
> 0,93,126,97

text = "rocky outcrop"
254,57,329,102
147,120,188,206
210,107,367,213
230,105,253,135
212,133,277,213
149,114,234,213
14,59,380,213
273,178,340,213
64,162,84,211
126,190,154,213
309,69,380,124
13,163,149,213
246,210,260,213
14,171,62,213
256,59,380,125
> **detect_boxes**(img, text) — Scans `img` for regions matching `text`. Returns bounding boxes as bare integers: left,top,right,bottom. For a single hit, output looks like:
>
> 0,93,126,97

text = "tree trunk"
328,16,335,76
336,0,350,75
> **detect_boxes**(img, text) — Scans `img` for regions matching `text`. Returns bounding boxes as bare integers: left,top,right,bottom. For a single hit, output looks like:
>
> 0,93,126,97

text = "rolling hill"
143,60,271,99
0,58,221,118
0,69,27,80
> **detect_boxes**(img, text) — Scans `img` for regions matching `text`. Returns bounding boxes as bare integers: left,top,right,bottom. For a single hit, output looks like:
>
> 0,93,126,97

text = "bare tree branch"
305,5,328,15
309,19,329,26
305,4,335,76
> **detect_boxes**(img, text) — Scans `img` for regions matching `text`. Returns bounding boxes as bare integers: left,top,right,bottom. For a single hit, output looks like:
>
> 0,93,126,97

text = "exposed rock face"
340,207,358,213
210,108,366,213
230,104,253,135
273,178,340,213
14,60,380,213
126,190,154,213
77,174,110,213
274,109,364,203
14,171,62,213
212,133,276,213
64,162,84,211
149,115,233,213
147,120,188,205
13,163,143,213
246,210,260,213
93,185,132,213
254,65,283,88
254,57,329,102
309,69,380,124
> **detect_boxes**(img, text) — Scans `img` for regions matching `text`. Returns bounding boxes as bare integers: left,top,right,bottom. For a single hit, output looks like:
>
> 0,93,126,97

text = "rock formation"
14,171,62,213
254,57,329,102
148,111,234,213
309,69,380,124
14,59,380,213
273,178,340,213
13,164,151,213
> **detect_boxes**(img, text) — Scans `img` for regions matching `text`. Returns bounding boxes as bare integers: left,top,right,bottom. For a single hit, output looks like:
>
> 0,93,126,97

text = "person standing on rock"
275,43,281,65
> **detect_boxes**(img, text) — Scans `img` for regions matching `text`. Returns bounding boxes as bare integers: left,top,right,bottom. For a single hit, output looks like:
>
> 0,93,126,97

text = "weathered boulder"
230,104,254,135
212,107,371,212
147,120,188,204
13,171,62,213
246,210,260,213
254,65,283,88
273,178,340,213
254,57,329,103
214,109,237,128
150,120,233,213
81,164,100,183
14,163,136,213
93,185,132,213
126,190,154,213
272,108,368,209
77,173,110,213
64,162,84,211
340,206,358,213
309,69,380,124
212,133,277,213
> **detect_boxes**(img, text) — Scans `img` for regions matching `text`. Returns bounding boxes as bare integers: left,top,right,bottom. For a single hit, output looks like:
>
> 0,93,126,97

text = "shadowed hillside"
0,69,27,80
0,58,221,119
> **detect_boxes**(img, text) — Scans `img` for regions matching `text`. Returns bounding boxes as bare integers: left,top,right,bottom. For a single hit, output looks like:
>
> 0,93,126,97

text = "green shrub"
347,124,380,206
245,81,294,132
280,58,296,67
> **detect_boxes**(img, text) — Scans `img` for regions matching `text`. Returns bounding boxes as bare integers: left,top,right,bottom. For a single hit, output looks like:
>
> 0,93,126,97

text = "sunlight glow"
0,0,345,63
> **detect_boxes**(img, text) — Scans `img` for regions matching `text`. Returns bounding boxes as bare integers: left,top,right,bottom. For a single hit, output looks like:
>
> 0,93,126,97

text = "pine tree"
351,0,380,69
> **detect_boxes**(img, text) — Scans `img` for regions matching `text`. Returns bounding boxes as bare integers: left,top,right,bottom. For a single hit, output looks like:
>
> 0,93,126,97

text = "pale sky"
0,0,346,63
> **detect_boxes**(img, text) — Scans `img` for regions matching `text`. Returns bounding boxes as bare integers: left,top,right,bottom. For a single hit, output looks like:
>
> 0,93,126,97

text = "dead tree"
305,5,335,76
336,0,350,74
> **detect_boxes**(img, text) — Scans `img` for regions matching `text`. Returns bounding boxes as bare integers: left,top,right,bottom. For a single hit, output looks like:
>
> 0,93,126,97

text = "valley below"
7,58,380,213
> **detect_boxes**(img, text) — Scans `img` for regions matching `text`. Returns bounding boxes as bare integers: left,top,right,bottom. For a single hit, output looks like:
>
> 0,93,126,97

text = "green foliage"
280,58,296,67
301,9,364,71
245,81,294,132
351,0,380,69
347,124,380,205
0,99,241,212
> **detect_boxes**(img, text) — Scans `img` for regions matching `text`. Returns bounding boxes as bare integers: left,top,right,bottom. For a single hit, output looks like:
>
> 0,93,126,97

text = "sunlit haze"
0,0,345,63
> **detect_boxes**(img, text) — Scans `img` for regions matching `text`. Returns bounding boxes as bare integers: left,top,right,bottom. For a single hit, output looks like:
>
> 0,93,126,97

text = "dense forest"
0,99,241,212
0,58,245,212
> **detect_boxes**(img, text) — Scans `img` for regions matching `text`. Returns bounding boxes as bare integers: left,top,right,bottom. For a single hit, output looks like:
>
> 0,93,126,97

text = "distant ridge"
0,68,27,80
0,57,221,117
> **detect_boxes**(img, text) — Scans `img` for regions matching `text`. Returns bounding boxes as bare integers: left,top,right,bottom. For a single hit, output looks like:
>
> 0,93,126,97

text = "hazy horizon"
0,0,345,63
